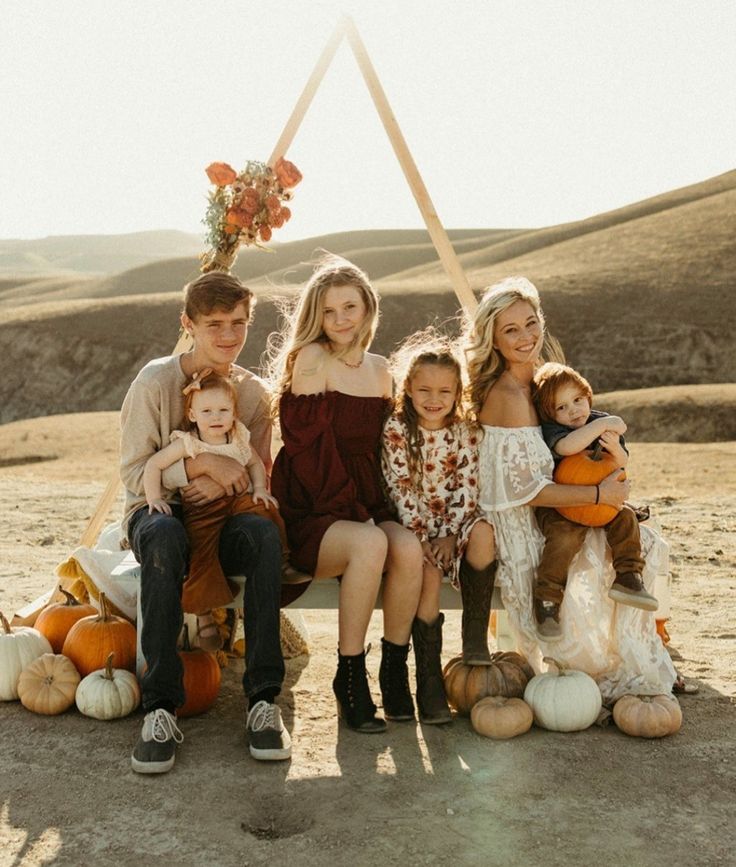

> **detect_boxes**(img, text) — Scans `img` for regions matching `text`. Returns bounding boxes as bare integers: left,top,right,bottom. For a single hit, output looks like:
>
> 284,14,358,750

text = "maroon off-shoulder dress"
272,390,395,575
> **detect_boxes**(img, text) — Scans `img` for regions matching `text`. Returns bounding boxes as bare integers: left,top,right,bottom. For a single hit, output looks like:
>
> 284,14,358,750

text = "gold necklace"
340,353,364,369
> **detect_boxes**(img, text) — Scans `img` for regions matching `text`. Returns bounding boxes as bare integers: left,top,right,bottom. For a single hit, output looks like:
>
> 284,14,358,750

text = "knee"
138,514,188,558
351,524,388,568
467,520,495,566
390,529,423,570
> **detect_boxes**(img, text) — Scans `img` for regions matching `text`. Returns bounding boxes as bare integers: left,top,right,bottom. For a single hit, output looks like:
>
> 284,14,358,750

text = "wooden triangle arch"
14,16,477,624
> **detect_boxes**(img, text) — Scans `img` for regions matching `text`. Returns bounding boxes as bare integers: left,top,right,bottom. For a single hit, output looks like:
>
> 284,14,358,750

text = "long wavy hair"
462,276,564,421
389,328,464,490
266,253,379,399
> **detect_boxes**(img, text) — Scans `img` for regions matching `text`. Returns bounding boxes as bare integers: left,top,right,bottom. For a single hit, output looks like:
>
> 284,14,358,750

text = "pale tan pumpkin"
471,696,534,739
443,652,534,715
613,693,682,738
76,653,140,720
62,593,137,677
523,657,602,731
17,653,80,715
0,611,53,701
34,587,97,653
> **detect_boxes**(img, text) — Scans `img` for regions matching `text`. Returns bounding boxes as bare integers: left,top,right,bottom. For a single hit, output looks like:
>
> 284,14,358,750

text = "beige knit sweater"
119,355,272,538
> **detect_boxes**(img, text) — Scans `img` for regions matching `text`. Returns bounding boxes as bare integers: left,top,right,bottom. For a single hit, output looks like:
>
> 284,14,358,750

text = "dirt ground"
0,415,734,867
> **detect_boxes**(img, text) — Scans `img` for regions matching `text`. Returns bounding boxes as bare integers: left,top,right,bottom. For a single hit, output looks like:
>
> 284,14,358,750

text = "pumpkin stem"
0,611,11,634
59,586,81,607
591,442,604,462
182,622,192,652
97,592,110,622
104,652,115,680
542,656,568,675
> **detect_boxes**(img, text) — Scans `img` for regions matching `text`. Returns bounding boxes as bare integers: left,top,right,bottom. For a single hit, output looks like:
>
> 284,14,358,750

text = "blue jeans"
128,505,285,711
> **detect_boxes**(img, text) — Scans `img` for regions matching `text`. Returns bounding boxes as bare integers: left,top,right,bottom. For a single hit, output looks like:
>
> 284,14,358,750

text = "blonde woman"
463,276,676,703
270,256,423,733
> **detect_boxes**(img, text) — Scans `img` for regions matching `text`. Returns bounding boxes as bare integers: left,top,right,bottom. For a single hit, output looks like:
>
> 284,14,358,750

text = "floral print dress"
382,416,484,586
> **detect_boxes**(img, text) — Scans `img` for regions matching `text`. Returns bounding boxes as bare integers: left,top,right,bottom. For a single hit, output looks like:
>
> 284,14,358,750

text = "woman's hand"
421,540,437,567
597,467,630,509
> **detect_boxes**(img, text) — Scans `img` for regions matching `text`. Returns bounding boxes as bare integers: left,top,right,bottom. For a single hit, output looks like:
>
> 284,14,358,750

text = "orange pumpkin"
443,652,534,715
61,593,137,677
553,442,626,527
34,587,97,653
613,693,682,738
178,625,221,718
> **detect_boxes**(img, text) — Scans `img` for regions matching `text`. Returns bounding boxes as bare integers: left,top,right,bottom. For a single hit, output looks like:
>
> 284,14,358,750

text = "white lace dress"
478,425,676,703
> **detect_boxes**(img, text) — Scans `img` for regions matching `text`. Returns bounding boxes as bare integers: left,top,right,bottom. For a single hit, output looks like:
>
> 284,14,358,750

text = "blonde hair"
267,253,379,396
389,328,464,489
462,276,564,420
532,362,593,423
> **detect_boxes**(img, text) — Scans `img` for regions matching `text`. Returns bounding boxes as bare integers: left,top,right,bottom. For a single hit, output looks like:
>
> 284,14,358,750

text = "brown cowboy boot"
412,614,452,725
459,559,496,665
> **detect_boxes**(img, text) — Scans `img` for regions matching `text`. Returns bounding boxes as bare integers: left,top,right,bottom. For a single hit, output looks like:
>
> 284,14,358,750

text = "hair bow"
182,367,214,396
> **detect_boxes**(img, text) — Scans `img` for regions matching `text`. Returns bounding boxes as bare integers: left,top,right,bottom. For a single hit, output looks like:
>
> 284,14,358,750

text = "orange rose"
259,225,272,242
265,194,280,214
225,208,252,229
240,188,261,215
280,206,291,223
271,211,284,229
274,157,302,188
205,162,237,186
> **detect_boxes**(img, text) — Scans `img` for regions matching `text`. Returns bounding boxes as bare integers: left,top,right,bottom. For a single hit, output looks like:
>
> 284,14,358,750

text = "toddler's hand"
431,534,457,571
252,487,278,510
599,431,628,466
148,498,172,516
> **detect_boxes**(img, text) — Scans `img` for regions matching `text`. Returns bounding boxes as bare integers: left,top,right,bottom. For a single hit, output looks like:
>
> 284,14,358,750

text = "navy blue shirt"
541,409,628,465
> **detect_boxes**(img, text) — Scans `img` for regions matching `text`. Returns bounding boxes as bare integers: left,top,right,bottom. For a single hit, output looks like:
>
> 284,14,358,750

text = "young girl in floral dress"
382,332,495,724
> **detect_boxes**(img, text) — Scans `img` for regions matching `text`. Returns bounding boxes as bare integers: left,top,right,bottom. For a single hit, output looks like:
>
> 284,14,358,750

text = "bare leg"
464,520,495,570
314,520,387,656
378,521,423,645
417,560,443,624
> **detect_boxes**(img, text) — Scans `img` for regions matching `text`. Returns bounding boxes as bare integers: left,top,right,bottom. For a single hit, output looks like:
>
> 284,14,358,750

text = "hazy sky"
2,0,734,241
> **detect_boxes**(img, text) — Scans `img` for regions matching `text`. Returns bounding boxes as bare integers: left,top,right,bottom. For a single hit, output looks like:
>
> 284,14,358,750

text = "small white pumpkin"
0,610,53,701
17,653,80,715
523,657,602,732
75,653,140,720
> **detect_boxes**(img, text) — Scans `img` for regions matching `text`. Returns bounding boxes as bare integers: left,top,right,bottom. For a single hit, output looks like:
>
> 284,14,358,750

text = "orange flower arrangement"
200,156,302,273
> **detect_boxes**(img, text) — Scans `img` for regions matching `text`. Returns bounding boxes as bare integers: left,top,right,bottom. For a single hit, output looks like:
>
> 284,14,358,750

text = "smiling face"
408,363,460,430
181,302,250,371
492,299,543,366
551,382,592,428
321,284,367,348
188,387,235,444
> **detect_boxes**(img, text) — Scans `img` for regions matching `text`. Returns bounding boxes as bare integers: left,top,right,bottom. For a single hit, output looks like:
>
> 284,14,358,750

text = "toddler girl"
144,368,286,650
382,333,493,723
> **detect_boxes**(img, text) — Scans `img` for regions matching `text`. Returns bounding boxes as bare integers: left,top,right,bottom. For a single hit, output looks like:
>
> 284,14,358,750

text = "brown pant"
181,492,289,615
534,506,645,605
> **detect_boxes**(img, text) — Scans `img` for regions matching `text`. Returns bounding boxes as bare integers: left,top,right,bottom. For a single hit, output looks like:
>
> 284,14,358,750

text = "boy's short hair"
533,362,594,423
183,272,254,321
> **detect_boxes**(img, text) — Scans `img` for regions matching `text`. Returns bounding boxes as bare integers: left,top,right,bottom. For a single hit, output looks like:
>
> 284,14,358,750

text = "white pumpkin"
523,657,602,732
0,611,53,701
75,653,140,720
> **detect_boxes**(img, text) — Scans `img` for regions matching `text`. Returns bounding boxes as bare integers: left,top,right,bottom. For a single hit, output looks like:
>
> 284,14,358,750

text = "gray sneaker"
131,709,184,774
608,572,659,611
246,701,292,761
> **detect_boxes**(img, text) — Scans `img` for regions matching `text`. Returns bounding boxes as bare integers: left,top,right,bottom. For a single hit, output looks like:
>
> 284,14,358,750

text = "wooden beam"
343,17,477,313
268,18,348,166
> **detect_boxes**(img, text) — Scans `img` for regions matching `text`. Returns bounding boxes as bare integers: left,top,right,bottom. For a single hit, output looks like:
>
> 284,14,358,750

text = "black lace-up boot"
332,648,387,733
378,638,415,721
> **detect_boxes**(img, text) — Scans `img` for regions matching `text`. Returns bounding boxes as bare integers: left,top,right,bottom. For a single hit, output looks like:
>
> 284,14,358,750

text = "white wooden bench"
107,553,510,676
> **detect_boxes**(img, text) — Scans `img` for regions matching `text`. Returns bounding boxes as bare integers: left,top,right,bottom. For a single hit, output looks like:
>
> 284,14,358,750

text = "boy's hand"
148,498,172,516
603,416,627,435
181,476,226,506
431,534,457,571
252,487,278,510
599,430,628,466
